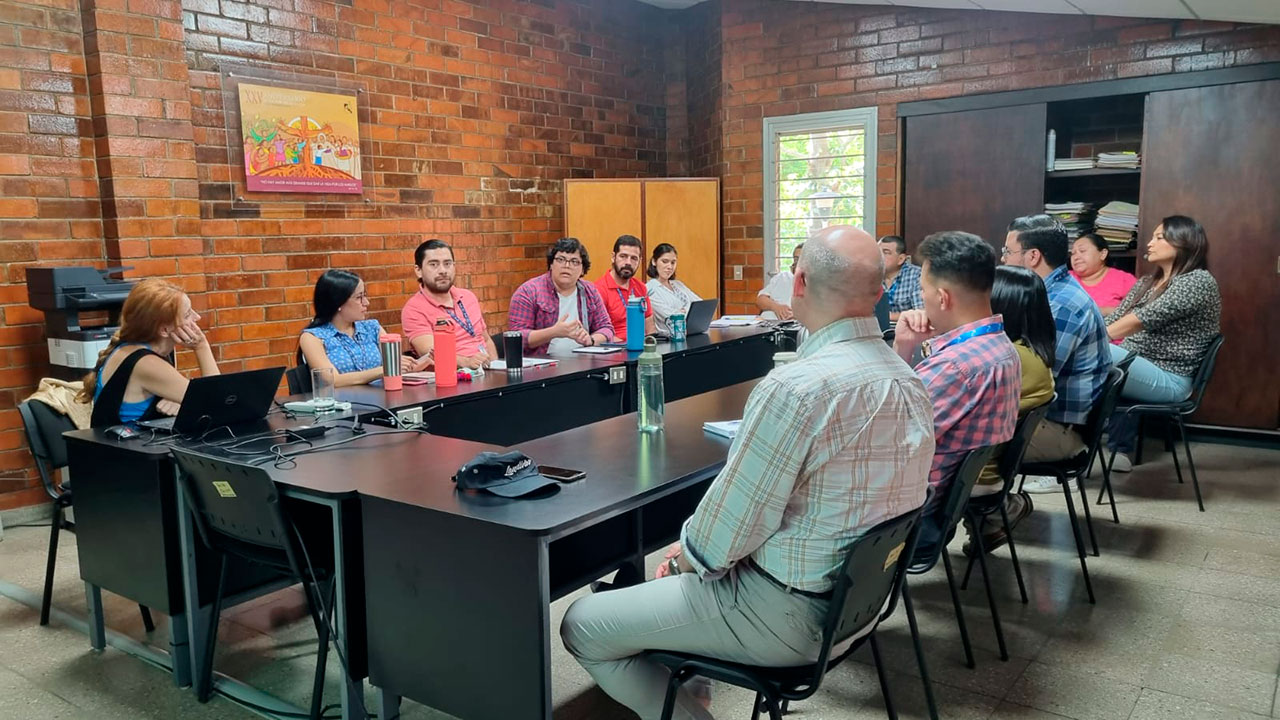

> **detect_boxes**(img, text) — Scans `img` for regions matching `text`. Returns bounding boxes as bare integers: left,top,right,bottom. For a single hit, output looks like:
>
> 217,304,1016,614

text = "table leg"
84,582,105,651
169,610,191,687
176,479,212,691
377,687,401,720
324,497,366,720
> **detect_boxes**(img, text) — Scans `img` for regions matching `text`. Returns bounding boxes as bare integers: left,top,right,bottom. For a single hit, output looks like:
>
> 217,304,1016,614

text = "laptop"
649,298,720,341
137,367,285,435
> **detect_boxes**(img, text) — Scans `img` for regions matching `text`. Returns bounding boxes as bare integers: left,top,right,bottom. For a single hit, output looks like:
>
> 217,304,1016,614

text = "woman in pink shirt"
1070,233,1137,315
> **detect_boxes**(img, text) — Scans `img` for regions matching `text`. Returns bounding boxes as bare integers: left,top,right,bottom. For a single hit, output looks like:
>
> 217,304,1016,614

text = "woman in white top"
645,243,702,335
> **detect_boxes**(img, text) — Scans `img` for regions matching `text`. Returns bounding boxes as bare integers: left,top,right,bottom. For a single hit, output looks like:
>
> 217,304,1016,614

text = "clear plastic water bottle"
637,336,664,433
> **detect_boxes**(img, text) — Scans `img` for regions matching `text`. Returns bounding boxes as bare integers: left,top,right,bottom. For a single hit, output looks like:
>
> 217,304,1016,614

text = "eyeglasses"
1000,247,1024,258
354,293,369,302
553,256,583,268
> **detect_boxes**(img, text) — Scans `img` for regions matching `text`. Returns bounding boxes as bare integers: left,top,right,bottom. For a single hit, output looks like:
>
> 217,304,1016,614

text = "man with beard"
401,238,498,370
595,234,655,342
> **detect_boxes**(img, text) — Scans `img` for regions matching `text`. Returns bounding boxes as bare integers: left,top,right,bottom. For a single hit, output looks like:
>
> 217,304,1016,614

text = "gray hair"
800,234,884,305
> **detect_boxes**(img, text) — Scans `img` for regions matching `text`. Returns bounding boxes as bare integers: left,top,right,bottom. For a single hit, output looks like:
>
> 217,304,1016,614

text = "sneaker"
1020,475,1060,494
1110,452,1133,473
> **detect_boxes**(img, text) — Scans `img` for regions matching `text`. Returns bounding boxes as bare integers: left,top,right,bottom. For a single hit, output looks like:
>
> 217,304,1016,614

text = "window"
763,107,878,275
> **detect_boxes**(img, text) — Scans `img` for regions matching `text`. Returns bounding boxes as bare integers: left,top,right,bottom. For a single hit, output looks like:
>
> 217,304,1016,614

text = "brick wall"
0,0,678,509
711,0,1280,313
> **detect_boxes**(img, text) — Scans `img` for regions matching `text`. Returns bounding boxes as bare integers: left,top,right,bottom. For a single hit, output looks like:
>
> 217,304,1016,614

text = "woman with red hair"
77,278,221,427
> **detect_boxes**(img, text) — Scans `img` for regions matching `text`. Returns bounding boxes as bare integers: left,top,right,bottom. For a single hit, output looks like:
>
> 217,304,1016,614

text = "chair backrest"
1080,366,1127,459
997,403,1050,492
285,366,312,395
171,448,303,575
1184,334,1224,413
937,445,999,539
779,491,929,693
18,399,75,500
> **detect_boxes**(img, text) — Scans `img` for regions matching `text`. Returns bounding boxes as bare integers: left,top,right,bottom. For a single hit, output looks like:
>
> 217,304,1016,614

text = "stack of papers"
489,357,557,370
709,315,761,328
1045,201,1095,239
1095,201,1140,250
703,420,741,439
1097,151,1140,169
1052,157,1095,171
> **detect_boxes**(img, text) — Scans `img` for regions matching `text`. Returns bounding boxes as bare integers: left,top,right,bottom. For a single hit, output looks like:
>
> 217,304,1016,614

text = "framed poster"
238,82,362,194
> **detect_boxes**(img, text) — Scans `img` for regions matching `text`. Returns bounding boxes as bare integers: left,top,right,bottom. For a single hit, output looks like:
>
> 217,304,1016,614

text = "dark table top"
275,379,758,535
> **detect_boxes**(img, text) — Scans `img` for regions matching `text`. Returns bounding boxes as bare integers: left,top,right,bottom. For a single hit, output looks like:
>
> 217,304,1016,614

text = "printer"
27,267,135,372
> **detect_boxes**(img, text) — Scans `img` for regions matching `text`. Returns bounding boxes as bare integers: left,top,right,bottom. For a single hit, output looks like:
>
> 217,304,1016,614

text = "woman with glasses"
77,278,221,427
508,237,616,356
298,269,424,387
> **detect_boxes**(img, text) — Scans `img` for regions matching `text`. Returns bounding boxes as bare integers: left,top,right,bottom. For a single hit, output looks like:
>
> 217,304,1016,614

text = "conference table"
61,325,781,719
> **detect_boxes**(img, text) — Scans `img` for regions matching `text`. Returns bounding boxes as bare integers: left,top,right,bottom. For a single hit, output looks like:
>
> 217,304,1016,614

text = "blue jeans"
1107,344,1193,454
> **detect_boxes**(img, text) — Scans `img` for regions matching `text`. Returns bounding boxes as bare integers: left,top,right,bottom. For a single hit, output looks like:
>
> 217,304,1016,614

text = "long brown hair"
76,278,187,403
1141,215,1209,303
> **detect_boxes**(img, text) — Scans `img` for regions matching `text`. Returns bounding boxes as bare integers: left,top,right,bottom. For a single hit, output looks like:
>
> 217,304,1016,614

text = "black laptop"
137,367,284,435
650,298,721,342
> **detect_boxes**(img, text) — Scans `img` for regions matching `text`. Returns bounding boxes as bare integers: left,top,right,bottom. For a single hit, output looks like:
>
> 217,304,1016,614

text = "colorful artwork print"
238,82,362,194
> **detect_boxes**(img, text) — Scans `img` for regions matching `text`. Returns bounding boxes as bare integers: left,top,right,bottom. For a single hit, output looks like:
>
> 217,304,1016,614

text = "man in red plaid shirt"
894,230,1021,560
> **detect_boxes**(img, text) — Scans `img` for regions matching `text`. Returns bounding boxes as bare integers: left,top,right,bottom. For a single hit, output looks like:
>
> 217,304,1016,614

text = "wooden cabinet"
903,104,1046,251
900,66,1280,431
564,178,721,302
1141,80,1280,429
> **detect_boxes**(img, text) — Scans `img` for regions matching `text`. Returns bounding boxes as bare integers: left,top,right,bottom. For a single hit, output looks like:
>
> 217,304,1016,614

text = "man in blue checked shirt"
1003,214,1113,491
879,234,924,321
560,226,935,720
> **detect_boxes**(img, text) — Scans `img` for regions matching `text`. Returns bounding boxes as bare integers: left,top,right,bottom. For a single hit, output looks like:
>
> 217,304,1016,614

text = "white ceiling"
636,0,1280,24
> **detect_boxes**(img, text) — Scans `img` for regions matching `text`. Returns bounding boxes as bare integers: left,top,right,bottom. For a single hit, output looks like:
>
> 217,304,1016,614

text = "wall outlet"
733,265,743,280
396,406,424,427
608,366,627,384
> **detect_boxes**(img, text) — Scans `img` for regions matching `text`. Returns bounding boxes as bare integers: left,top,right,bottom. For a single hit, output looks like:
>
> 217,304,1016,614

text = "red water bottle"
433,318,457,387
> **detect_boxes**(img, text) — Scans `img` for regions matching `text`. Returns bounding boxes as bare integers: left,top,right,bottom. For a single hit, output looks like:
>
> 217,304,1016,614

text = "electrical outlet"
396,406,424,427
733,265,743,280
608,366,627,385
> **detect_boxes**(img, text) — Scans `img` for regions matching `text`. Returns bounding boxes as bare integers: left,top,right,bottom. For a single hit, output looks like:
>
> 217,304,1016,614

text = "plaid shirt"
915,316,1021,506
884,262,924,313
681,317,935,592
507,272,616,356
1043,265,1112,425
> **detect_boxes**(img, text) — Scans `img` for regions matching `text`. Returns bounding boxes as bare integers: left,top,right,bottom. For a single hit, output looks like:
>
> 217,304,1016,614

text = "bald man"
560,226,936,720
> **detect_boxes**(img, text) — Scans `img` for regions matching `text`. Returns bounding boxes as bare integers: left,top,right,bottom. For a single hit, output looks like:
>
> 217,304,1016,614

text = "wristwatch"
666,556,681,577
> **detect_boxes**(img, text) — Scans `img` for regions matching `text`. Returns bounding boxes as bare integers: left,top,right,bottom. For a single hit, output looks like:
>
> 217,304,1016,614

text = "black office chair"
1107,335,1223,512
285,365,312,395
1019,366,1127,604
646,499,930,720
899,446,997,720
960,403,1051,604
171,449,332,719
17,399,156,632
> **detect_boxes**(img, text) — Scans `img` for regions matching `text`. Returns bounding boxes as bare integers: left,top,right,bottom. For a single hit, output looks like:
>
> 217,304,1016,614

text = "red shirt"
595,272,652,342
401,286,489,357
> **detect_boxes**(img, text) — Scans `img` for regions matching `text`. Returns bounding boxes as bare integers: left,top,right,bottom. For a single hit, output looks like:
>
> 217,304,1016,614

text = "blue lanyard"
927,322,1003,356
614,285,648,313
425,290,477,337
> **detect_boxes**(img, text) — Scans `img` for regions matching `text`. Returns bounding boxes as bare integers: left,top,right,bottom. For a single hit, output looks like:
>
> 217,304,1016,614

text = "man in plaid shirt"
894,230,1021,560
507,237,616,356
1003,215,1112,487
879,235,924,321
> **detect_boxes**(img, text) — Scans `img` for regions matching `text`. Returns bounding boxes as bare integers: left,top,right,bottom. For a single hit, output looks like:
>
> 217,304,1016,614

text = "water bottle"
434,318,457,388
637,336,664,433
379,333,403,391
625,296,645,351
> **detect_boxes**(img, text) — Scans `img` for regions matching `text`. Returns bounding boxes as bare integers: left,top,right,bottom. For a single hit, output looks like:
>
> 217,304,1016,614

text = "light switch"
733,265,743,280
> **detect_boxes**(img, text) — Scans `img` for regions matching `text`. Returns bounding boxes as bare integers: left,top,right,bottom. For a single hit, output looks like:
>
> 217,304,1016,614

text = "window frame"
762,106,879,276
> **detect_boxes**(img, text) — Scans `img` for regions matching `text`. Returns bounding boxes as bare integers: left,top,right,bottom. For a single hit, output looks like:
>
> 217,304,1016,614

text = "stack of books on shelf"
1097,151,1141,169
1095,200,1140,250
1044,201,1095,239
1052,157,1095,171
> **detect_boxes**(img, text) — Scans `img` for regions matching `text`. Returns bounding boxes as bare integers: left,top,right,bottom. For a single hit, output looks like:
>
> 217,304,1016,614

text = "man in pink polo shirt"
595,235,654,342
401,239,497,369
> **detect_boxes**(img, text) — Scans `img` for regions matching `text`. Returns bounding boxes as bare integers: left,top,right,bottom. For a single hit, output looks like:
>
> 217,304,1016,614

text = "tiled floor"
1,440,1277,720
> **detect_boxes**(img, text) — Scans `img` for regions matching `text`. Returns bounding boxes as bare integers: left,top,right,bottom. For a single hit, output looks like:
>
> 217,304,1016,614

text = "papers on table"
572,346,625,354
709,315,761,328
401,372,434,385
489,357,557,370
703,420,741,439
1097,151,1140,169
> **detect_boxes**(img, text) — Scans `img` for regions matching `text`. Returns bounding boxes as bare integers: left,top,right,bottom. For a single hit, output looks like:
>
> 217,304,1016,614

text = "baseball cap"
453,451,560,498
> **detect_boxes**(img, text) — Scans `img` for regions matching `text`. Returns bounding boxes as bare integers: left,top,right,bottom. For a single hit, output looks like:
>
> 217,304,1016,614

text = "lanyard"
613,284,648,313
424,289,477,337
926,322,1003,357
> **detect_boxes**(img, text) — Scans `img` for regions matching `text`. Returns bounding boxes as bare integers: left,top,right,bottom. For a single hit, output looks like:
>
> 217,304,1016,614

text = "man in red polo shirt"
401,238,497,369
595,235,655,342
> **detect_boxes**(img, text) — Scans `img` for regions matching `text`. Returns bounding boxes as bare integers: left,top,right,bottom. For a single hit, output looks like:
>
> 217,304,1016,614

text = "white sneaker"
1020,475,1060,494
1109,452,1133,473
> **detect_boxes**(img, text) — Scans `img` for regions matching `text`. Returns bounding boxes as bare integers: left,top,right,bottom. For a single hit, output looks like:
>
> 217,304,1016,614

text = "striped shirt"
914,315,1021,508
681,316,936,593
